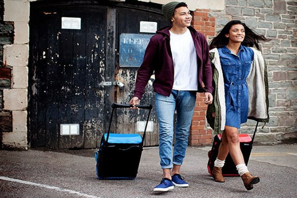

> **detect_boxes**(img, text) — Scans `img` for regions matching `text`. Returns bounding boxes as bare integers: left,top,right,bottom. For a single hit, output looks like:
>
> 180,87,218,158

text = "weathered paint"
29,0,169,149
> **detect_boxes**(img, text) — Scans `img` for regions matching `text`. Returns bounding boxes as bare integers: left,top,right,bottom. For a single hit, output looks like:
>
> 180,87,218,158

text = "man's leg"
155,92,176,173
172,91,196,187
153,92,176,192
172,91,196,169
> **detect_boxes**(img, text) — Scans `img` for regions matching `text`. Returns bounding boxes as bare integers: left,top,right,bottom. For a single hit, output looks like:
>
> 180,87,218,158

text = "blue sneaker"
172,174,189,187
153,178,174,192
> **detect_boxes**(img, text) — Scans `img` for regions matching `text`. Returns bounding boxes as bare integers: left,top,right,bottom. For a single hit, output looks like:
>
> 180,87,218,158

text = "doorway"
28,1,169,149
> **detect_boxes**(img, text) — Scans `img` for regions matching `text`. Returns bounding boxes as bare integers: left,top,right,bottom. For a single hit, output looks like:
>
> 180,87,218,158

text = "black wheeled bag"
95,103,152,180
207,122,259,176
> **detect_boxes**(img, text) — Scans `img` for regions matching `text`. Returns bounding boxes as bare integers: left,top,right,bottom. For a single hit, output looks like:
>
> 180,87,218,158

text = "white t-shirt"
170,29,198,91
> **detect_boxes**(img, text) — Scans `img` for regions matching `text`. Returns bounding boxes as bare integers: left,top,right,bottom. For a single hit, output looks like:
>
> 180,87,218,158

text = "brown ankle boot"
241,172,260,190
212,167,225,182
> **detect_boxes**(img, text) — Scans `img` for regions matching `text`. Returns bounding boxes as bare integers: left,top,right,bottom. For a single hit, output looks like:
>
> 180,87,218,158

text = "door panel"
29,1,168,148
115,7,170,146
29,5,109,149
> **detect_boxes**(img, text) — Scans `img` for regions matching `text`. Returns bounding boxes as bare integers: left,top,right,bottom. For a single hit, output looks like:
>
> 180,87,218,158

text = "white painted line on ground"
287,153,297,156
251,152,289,157
0,176,100,198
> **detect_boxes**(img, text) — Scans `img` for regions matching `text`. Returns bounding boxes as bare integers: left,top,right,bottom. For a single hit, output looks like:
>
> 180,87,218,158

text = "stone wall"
0,0,13,144
208,0,297,144
1,0,29,149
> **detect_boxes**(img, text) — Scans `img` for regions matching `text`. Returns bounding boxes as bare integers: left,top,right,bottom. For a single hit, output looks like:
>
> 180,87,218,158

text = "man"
129,1,213,192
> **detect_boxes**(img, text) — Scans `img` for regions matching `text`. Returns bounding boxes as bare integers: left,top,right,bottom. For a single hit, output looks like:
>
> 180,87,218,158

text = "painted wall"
150,0,225,10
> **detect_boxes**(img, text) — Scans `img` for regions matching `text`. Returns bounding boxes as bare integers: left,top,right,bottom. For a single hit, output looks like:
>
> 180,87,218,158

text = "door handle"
99,81,124,88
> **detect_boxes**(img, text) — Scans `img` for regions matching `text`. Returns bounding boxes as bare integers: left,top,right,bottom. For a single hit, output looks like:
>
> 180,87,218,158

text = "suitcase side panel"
95,103,152,180
207,135,220,175
97,142,143,180
207,134,253,177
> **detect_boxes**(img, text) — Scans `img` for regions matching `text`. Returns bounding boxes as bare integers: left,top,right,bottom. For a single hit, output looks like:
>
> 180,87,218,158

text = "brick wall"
189,93,213,146
192,9,216,37
189,9,216,146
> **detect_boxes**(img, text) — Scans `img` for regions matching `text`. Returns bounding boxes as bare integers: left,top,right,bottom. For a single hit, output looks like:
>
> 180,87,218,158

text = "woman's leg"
224,126,260,190
217,132,229,161
212,131,229,182
224,126,245,165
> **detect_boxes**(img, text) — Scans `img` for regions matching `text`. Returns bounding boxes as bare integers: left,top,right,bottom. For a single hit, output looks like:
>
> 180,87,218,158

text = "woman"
207,20,269,190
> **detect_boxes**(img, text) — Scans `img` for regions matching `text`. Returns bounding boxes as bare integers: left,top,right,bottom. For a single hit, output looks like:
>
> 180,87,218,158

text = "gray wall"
209,0,297,144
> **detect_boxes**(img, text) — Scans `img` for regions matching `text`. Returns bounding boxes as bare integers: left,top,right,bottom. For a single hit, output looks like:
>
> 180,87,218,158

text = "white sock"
214,158,225,168
236,164,249,176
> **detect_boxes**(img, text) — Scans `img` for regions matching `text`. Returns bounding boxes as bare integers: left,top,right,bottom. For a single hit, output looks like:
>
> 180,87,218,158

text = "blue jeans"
155,90,196,169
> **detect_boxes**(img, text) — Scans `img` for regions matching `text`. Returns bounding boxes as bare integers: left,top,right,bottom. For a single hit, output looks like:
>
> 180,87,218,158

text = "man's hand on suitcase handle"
129,97,140,109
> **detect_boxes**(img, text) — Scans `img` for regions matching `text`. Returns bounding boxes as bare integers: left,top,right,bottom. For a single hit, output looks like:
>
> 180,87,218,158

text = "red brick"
190,140,199,145
205,21,215,26
193,12,207,17
192,18,204,24
191,125,205,130
0,67,12,79
190,131,200,135
192,116,205,121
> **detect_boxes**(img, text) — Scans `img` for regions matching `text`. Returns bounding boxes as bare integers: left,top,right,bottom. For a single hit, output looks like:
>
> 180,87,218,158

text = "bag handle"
251,121,259,143
105,103,152,145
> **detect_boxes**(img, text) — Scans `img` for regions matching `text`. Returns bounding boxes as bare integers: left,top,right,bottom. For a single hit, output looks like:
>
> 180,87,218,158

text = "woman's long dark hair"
209,20,269,50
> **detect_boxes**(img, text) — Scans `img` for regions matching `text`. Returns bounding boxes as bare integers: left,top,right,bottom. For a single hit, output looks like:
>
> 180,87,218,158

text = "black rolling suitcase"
95,103,152,180
207,122,259,176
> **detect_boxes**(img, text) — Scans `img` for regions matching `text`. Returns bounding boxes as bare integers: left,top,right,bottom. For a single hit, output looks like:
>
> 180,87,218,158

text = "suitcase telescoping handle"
105,103,153,145
111,103,152,110
251,121,259,144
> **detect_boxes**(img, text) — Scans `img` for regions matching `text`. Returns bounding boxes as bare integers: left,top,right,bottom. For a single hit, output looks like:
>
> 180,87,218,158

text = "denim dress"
218,46,254,128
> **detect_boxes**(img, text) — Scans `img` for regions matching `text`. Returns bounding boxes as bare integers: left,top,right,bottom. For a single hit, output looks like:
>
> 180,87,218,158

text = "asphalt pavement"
0,144,297,198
